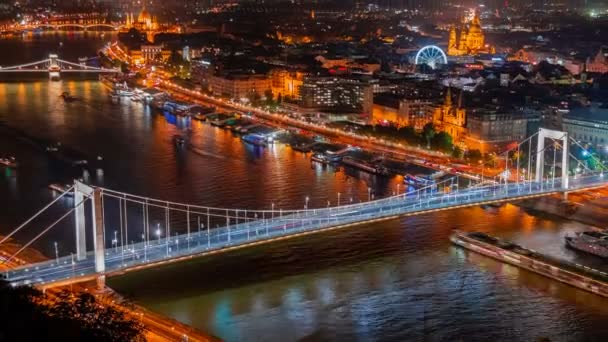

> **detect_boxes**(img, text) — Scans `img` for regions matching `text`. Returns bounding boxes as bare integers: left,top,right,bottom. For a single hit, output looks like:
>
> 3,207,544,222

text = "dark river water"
0,34,607,341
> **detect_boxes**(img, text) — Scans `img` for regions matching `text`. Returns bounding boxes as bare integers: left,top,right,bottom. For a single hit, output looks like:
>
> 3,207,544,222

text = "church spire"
445,87,453,107
472,10,481,27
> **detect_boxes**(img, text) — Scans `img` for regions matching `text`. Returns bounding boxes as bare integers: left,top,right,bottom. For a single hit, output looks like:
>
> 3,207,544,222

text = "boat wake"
187,144,227,160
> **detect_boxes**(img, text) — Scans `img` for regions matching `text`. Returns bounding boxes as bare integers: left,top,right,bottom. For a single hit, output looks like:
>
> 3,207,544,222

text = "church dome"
138,7,151,23
468,24,482,35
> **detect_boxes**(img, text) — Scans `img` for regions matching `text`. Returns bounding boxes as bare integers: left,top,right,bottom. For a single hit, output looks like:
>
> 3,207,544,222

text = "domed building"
448,11,494,56
125,5,159,32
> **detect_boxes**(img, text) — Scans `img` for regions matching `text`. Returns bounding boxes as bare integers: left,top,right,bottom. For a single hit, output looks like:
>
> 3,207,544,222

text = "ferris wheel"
415,45,448,69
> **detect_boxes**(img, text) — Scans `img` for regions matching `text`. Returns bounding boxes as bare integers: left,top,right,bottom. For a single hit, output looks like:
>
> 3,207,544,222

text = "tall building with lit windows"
298,77,373,114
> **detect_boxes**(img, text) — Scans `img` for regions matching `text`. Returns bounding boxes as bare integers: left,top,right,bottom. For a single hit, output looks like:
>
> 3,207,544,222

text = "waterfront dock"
451,231,608,298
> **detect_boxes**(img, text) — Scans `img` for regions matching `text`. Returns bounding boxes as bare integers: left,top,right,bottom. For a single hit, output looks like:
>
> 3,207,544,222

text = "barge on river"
450,231,608,298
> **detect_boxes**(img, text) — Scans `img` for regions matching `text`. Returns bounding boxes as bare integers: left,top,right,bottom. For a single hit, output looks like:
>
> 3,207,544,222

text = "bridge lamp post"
53,242,59,264
113,230,118,253
337,192,341,206
304,196,309,210
368,187,371,202
155,225,162,244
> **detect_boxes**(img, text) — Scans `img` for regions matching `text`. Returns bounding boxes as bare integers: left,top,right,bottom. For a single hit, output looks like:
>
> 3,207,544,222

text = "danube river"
0,34,607,341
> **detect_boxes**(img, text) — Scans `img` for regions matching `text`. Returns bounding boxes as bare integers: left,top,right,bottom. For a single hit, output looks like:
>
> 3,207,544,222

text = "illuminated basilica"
447,11,494,56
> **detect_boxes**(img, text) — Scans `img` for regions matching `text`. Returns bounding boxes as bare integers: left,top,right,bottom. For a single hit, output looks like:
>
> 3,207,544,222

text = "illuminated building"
298,77,373,114
586,49,608,74
209,74,271,100
447,11,495,56
372,95,433,129
466,108,539,153
433,88,467,141
563,104,608,149
270,69,304,99
125,5,159,31
118,43,170,65
124,5,159,42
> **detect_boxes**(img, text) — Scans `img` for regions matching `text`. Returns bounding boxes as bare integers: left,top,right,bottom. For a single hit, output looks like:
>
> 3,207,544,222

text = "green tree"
0,280,145,342
399,125,419,145
49,292,145,342
466,149,483,163
120,62,130,73
422,123,436,149
431,131,453,152
247,91,261,105
264,89,274,104
484,152,497,167
452,145,463,159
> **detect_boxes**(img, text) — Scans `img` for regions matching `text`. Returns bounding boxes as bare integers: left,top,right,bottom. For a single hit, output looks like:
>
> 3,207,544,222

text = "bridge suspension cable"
0,185,75,245
0,59,51,71
2,192,91,266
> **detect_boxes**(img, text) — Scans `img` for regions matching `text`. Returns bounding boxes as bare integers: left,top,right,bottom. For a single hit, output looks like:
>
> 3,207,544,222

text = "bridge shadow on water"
107,216,434,302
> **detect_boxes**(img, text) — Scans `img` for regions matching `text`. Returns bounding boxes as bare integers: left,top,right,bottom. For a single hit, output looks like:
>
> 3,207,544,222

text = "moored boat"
341,156,389,175
290,143,311,153
452,230,608,297
242,134,267,147
565,231,608,258
311,153,329,164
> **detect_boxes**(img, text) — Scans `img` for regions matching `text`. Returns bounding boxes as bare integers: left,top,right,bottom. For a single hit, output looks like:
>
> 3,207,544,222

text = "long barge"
450,231,608,298
341,156,389,175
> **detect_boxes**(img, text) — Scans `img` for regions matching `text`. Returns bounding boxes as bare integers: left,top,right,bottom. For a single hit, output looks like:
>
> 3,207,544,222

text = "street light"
155,225,161,243
337,192,341,206
368,187,371,202
113,230,118,252
305,196,309,209
53,242,58,263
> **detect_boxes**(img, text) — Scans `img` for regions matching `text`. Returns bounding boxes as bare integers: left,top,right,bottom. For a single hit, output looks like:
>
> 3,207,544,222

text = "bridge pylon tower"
535,128,569,190
74,181,105,274
48,54,61,80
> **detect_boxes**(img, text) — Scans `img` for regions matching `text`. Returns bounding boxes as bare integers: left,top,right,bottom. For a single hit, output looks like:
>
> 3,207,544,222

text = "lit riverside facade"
298,77,373,114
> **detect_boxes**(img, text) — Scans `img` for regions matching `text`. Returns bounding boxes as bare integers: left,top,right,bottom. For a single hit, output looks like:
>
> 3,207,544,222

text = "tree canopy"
0,280,145,342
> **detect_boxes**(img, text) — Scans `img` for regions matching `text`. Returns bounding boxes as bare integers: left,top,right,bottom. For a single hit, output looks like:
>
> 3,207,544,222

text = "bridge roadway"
4,174,606,287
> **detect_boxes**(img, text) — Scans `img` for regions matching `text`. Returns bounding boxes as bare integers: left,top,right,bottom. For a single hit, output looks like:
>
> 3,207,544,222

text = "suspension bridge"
0,54,120,79
1,128,607,289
